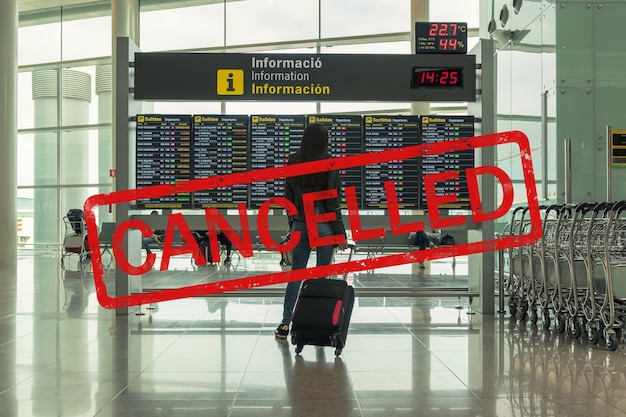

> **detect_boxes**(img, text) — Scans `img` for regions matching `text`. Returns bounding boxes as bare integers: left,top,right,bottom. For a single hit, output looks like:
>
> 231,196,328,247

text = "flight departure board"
192,115,249,208
419,115,475,210
363,116,420,209
136,114,192,209
308,115,363,208
249,115,306,207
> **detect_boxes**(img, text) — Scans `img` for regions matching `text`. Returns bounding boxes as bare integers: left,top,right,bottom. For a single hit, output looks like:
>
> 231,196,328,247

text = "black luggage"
290,247,354,357
66,208,86,235
194,231,213,264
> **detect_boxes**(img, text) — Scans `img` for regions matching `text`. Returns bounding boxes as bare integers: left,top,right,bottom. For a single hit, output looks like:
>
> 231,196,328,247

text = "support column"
410,0,429,117
112,0,141,315
96,65,113,224
32,69,91,244
0,0,18,266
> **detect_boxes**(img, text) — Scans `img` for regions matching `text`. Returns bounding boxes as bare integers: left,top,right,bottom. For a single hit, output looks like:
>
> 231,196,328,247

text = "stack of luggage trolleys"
504,201,626,351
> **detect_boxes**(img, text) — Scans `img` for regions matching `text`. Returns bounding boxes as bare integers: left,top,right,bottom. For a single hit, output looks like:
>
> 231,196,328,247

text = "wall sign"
133,53,476,102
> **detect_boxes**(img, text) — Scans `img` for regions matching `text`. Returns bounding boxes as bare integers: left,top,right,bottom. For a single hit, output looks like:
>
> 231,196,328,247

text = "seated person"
410,230,431,251
193,230,232,264
142,210,164,254
217,230,232,263
410,230,431,269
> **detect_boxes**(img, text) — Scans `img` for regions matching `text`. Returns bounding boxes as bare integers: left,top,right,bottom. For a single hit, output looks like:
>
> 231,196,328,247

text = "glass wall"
488,0,557,208
17,0,481,247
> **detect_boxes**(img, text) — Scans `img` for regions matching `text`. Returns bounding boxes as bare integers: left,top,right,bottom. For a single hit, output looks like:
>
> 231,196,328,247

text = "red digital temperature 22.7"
415,22,468,54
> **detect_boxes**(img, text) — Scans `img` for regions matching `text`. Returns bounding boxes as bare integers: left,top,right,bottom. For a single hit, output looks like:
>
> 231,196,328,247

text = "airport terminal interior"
4,0,626,416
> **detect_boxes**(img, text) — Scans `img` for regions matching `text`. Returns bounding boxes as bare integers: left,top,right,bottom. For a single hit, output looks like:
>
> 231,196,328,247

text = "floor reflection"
3,250,626,416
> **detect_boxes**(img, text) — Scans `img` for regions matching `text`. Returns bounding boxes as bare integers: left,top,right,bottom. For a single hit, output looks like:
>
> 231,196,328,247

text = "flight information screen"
192,115,249,208
308,115,363,208
135,114,192,209
419,115,475,210
249,115,306,207
363,116,420,209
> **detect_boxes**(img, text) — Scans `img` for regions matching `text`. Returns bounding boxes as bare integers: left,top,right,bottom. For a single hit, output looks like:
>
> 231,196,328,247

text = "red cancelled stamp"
84,130,541,309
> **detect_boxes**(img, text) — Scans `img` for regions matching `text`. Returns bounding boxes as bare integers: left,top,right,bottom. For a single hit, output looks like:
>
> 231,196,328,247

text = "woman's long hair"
287,123,331,188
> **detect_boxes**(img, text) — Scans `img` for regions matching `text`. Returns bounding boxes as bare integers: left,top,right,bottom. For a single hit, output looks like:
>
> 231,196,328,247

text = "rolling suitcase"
290,246,354,357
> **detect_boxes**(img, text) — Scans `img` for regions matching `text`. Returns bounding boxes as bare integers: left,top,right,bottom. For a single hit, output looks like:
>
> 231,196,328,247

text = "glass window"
320,41,410,54
18,21,62,66
61,67,95,126
430,0,480,27
17,133,36,187
61,16,111,61
148,102,223,115
60,129,101,186
225,101,316,115
32,131,58,187
226,0,319,45
321,0,410,38
17,71,38,130
140,3,225,52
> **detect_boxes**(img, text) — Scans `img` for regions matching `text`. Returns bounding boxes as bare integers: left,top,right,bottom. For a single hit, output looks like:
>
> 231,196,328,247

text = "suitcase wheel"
335,348,342,357
295,344,303,355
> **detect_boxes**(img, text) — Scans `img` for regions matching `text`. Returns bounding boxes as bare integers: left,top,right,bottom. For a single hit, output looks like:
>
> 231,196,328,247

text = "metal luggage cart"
506,206,527,318
547,205,578,333
581,202,614,345
598,201,626,350
61,211,90,269
562,203,597,339
536,205,563,331
518,206,547,324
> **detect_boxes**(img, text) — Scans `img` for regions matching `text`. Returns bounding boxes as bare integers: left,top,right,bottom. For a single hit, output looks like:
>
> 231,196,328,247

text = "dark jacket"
285,170,347,238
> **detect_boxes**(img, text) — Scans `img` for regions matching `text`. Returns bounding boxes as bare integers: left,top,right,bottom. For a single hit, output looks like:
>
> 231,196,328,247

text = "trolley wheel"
335,348,343,357
606,333,619,351
518,304,528,321
542,314,551,330
588,327,601,345
555,315,565,334
530,309,539,325
570,320,582,339
295,345,303,355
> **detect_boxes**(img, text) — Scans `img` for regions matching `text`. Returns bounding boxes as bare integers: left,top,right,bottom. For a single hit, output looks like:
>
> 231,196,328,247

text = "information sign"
249,115,305,207
363,116,420,209
419,115,475,210
135,114,192,209
307,115,363,208
192,115,249,208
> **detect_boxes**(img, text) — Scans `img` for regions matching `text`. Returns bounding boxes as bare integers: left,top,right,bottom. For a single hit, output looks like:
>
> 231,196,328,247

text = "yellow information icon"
217,69,244,95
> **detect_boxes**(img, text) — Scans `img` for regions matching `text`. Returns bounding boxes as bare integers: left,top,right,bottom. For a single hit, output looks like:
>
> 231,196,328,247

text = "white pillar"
96,64,113,224
112,0,140,315
0,0,18,266
411,0,430,116
32,69,91,243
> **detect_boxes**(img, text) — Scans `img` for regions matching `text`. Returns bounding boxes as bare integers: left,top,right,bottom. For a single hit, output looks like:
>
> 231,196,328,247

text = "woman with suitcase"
275,123,349,339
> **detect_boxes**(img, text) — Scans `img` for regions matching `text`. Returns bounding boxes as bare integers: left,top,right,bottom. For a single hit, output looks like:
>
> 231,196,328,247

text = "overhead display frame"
133,52,476,102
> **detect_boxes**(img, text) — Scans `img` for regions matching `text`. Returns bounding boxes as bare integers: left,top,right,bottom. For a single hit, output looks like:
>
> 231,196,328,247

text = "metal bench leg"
467,296,476,315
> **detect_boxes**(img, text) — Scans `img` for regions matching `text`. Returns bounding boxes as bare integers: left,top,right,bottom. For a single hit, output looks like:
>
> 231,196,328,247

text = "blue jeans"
142,237,156,254
280,219,335,326
411,231,430,251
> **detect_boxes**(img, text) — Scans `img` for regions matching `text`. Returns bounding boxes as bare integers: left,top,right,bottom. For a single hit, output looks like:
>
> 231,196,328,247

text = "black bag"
440,234,456,246
194,232,213,264
66,209,86,235
290,279,355,357
290,246,354,357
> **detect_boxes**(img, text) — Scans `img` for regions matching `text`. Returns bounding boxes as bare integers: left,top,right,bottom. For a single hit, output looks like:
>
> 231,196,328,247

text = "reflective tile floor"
2,249,626,416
